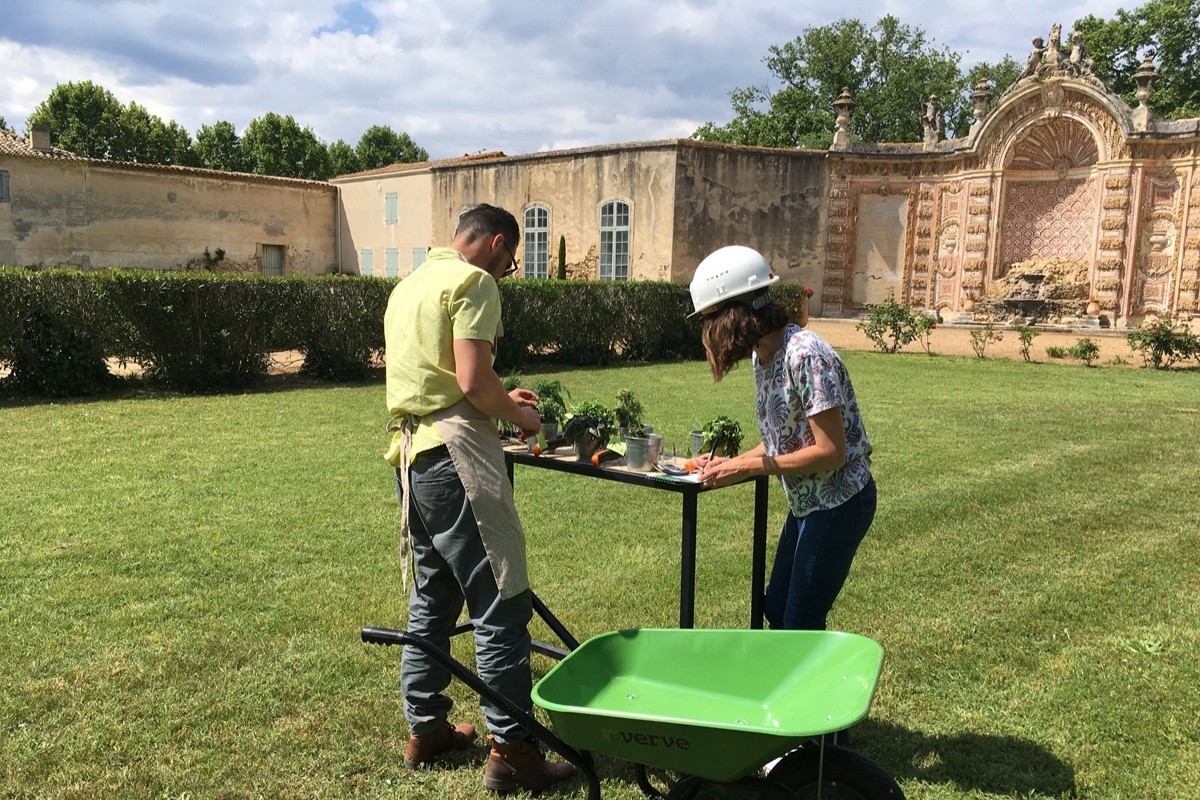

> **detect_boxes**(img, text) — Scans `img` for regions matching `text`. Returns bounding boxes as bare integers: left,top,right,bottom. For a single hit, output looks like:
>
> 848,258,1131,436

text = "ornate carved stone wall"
822,63,1198,326
999,178,1098,268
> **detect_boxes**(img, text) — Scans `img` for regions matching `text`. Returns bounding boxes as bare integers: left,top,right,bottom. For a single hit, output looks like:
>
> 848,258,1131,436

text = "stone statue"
922,94,941,145
1018,37,1046,80
926,95,941,131
1068,30,1093,76
1045,23,1063,68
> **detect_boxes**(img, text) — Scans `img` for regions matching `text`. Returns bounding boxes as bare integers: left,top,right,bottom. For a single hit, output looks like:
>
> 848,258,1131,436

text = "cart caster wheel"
766,746,905,800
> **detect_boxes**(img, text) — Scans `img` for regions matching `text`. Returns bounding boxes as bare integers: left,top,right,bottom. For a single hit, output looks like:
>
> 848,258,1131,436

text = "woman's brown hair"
700,298,790,381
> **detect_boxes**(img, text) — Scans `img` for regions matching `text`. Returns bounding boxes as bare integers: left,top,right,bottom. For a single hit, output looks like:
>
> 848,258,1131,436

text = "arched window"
599,200,630,281
523,205,550,279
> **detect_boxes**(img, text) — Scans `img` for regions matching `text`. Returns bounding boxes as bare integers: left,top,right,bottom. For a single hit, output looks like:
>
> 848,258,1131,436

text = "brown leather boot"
483,735,574,793
404,721,477,769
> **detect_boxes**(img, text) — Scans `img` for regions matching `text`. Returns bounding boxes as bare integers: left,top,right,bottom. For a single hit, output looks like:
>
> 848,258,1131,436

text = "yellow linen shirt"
384,247,502,466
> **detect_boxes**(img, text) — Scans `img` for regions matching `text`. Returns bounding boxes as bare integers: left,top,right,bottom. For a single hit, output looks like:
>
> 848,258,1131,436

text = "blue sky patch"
316,2,379,37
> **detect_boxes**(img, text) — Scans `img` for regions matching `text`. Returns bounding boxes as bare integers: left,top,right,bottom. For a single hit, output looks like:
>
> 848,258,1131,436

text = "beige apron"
391,398,530,600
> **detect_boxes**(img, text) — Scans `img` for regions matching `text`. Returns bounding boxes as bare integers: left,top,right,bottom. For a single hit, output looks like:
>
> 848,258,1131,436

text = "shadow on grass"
860,719,1076,798
0,368,387,408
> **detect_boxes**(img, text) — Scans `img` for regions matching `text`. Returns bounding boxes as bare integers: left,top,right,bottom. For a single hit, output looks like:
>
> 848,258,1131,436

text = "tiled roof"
0,129,331,188
0,129,80,160
330,150,510,181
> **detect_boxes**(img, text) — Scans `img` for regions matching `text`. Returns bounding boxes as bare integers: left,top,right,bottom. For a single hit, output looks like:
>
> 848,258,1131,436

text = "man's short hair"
455,204,519,249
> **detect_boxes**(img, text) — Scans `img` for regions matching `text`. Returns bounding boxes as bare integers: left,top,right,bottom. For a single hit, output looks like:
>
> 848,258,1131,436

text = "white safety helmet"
688,245,779,317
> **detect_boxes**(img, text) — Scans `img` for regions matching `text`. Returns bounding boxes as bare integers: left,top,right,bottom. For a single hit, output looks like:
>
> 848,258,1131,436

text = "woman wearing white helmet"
689,245,876,634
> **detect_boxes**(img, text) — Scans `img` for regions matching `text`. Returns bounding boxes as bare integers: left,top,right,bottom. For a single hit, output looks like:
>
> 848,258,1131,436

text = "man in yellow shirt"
384,203,572,792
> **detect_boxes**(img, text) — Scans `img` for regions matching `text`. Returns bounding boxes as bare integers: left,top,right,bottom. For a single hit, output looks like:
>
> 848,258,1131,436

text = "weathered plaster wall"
431,144,679,281
0,156,337,274
333,166,432,276
853,193,909,306
673,143,829,313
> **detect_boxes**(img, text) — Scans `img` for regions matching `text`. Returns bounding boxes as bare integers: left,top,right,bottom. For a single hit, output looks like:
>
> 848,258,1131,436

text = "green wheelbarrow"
361,626,905,799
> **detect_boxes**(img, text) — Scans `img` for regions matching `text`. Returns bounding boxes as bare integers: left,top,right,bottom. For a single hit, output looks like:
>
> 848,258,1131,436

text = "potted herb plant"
498,372,524,439
614,389,660,471
614,389,649,439
701,415,744,458
562,400,615,462
530,378,569,440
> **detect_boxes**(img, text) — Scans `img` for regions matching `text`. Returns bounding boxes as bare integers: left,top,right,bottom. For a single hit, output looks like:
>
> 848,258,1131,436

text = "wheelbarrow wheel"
634,764,700,800
765,746,905,800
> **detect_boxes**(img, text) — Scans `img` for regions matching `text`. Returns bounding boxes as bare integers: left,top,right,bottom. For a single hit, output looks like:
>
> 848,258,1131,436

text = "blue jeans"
398,458,533,744
764,478,877,631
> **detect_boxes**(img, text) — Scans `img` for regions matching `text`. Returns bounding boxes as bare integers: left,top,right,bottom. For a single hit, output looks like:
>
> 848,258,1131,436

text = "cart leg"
751,476,769,629
362,627,602,800
680,493,697,628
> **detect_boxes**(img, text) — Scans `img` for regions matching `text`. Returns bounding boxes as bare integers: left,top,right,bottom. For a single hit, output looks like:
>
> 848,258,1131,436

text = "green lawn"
1,355,1197,799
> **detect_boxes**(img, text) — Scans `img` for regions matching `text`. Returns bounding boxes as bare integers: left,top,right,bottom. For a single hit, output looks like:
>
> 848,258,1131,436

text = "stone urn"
962,296,976,313
1086,299,1101,316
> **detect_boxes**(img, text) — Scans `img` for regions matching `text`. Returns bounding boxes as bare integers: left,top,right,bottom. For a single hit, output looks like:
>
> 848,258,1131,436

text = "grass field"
1,354,1197,799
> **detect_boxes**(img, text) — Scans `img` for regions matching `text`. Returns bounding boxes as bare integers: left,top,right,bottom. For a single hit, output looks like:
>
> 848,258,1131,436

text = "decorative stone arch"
999,114,1104,175
989,111,1110,280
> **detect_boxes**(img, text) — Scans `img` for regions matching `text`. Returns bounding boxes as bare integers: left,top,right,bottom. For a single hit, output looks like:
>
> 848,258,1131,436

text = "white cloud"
0,0,1144,156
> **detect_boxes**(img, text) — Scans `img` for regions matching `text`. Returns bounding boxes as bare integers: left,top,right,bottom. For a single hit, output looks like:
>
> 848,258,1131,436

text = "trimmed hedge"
101,271,295,391
497,280,706,368
0,268,811,397
290,276,391,382
0,269,118,396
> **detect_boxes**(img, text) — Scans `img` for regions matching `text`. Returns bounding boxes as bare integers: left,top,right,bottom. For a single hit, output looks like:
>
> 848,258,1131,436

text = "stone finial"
970,78,995,128
1133,56,1159,106
1132,55,1159,131
831,87,855,151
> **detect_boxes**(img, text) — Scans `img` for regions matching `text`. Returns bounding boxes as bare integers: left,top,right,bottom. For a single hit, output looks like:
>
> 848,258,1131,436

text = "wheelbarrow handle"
361,626,600,800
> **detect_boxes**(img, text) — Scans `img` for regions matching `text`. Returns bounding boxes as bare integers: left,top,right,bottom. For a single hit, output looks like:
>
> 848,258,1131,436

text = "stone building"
4,24,1198,328
331,140,830,309
0,125,338,275
334,25,1198,327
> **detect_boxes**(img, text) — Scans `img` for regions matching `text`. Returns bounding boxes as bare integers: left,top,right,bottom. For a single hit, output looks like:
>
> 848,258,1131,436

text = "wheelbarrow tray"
532,628,884,783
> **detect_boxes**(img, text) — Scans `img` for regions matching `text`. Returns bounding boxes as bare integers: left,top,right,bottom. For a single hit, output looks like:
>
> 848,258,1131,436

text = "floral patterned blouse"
753,324,873,517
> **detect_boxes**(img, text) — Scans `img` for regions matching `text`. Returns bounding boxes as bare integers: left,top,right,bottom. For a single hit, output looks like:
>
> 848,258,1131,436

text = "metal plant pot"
624,435,653,471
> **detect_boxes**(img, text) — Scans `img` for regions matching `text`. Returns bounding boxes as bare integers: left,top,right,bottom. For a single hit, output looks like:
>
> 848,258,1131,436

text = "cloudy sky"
1,0,1131,160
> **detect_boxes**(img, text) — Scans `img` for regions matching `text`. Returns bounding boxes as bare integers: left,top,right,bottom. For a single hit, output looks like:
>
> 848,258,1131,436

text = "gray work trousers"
397,456,533,744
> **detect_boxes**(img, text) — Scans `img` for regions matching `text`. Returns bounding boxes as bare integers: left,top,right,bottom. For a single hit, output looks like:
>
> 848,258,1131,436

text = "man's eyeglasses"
502,240,519,277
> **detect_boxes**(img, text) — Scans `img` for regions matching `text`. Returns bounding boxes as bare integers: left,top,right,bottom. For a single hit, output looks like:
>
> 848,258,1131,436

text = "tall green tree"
946,57,1022,135
695,16,967,148
27,80,124,158
1074,0,1200,118
111,102,195,165
0,115,13,134
194,121,246,172
327,139,362,176
354,124,428,170
241,112,332,180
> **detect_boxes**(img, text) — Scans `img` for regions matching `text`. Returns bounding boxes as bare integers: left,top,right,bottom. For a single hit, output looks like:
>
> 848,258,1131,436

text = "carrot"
590,449,608,467
532,443,542,456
